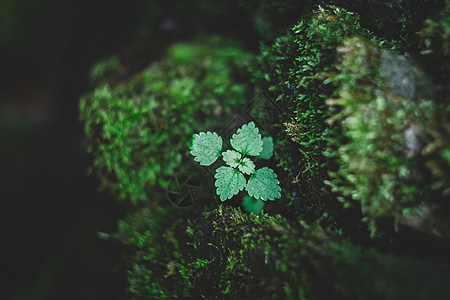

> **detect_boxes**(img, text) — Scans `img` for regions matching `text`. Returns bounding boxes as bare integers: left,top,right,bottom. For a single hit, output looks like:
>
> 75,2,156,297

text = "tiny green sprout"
189,121,281,203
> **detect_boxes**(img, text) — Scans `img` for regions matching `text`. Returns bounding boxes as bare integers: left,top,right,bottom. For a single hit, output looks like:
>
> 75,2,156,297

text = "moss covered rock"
116,205,450,299
254,6,374,231
259,6,371,174
80,38,252,203
418,1,450,197
325,36,450,238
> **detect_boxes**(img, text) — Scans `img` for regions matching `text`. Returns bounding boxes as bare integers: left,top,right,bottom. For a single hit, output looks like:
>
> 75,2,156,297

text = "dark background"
0,0,256,298
0,1,141,299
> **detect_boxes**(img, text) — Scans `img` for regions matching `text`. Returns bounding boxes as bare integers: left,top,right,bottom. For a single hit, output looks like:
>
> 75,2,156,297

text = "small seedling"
189,122,281,203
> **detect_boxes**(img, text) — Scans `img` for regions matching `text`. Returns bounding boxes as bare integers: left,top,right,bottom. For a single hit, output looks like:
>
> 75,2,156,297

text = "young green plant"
189,122,281,204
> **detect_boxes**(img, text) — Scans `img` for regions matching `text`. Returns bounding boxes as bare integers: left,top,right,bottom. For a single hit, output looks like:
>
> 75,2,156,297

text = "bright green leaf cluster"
190,121,280,203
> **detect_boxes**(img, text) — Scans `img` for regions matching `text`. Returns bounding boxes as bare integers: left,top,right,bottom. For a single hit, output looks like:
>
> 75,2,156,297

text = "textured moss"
261,5,370,175
237,0,434,50
113,206,189,299
79,38,252,203
325,36,446,237
256,6,373,228
117,205,450,299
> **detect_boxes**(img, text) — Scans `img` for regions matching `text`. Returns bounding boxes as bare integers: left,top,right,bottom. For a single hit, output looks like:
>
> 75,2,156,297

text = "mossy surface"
255,6,373,229
116,205,450,299
325,36,450,237
113,206,189,299
422,104,450,197
417,1,450,199
80,37,252,203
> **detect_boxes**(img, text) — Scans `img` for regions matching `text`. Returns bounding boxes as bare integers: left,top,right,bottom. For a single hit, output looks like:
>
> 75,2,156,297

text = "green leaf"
230,121,263,156
242,195,265,214
222,150,241,168
190,132,222,166
258,137,274,159
215,166,246,201
246,167,281,201
238,157,255,175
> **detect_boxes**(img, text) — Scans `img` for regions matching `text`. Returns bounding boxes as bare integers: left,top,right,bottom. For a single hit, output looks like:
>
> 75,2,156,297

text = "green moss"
113,206,189,299
325,36,439,236
80,37,252,203
118,205,450,299
88,56,121,84
422,105,450,196
255,6,373,228
261,6,371,176
417,0,450,196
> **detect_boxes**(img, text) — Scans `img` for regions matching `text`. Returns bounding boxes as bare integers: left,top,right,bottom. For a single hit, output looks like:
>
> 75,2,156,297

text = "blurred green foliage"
325,36,447,236
113,206,188,298
419,0,450,87
80,37,252,203
421,105,450,197
419,1,450,204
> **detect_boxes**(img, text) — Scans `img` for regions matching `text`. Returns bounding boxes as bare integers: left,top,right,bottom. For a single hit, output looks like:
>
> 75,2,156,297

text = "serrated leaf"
190,132,222,166
242,195,265,214
258,137,274,159
215,166,246,201
238,157,255,175
230,121,263,156
222,150,241,168
246,167,281,201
